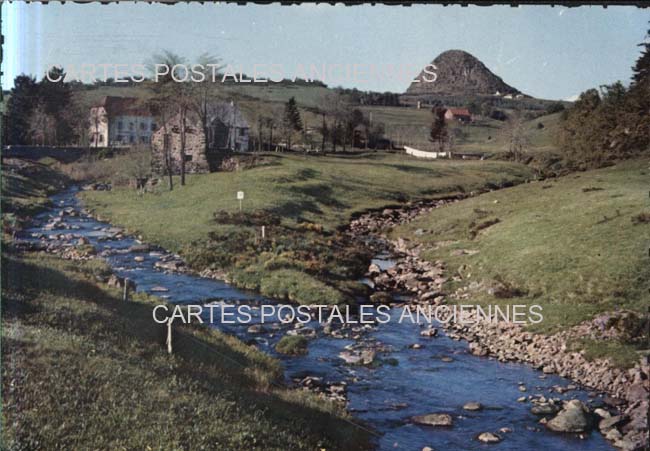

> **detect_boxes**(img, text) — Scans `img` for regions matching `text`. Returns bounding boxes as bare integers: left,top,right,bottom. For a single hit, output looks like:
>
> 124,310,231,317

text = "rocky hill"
406,49,521,97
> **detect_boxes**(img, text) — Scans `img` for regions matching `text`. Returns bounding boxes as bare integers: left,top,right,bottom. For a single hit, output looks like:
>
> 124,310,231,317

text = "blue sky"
2,2,648,100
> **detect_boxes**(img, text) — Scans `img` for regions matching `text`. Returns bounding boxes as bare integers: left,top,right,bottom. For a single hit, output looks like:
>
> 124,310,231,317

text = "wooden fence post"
123,278,129,302
166,318,173,355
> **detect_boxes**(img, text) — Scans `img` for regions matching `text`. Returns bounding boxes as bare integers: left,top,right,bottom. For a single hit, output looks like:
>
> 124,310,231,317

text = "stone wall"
151,117,210,174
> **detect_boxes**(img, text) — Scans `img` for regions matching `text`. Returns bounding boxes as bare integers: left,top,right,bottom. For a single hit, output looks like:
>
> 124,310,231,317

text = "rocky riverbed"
348,198,649,451
13,186,647,450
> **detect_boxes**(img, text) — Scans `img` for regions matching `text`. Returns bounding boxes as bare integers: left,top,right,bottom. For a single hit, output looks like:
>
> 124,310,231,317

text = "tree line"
558,24,650,168
5,67,85,146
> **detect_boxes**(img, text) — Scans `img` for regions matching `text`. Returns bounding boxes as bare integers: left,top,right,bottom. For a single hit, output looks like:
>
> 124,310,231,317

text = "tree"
147,90,177,191
323,91,349,152
189,53,223,158
632,24,650,86
319,113,328,152
467,101,481,115
282,97,302,151
148,51,193,186
480,101,492,118
429,107,448,151
260,115,276,152
123,145,153,195
38,67,74,144
28,101,57,146
502,111,529,162
6,75,39,145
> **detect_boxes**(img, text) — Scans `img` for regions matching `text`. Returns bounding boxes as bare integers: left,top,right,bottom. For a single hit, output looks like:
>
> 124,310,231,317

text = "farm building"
444,108,472,123
89,96,155,147
151,101,250,174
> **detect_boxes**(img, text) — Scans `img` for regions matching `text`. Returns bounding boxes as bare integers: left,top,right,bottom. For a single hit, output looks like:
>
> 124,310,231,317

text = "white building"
89,96,155,147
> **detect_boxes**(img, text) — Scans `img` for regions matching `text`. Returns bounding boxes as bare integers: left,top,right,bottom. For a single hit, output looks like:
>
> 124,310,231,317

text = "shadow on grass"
1,253,373,449
287,183,348,209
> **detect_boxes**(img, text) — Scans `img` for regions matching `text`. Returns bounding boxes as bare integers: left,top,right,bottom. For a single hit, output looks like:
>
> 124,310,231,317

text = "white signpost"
237,191,244,211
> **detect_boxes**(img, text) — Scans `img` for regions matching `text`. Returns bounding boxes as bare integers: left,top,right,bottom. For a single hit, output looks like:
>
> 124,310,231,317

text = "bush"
275,335,309,356
631,212,650,224
545,102,566,115
214,210,281,227
490,109,508,121
61,146,151,187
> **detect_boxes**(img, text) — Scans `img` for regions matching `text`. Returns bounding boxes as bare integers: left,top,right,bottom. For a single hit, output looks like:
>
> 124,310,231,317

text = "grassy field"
1,250,371,450
392,158,650,361
81,153,535,304
359,104,561,153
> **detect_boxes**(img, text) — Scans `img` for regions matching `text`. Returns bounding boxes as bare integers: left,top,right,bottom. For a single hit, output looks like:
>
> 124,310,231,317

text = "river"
20,187,614,451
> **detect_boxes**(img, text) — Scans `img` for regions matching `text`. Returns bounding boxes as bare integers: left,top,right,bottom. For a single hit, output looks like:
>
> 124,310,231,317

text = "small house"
444,108,472,123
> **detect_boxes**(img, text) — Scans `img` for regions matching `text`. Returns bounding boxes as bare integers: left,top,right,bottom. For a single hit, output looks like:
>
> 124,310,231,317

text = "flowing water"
20,187,613,451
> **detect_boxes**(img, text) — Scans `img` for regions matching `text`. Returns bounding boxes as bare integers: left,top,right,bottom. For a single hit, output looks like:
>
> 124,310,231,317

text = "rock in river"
411,413,453,427
477,432,502,443
339,349,376,366
420,327,438,337
546,399,592,433
247,324,266,334
463,402,483,411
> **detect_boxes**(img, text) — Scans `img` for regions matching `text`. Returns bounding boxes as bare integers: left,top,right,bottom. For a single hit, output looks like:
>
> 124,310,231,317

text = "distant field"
363,104,562,154
392,159,650,341
81,153,534,305
72,83,561,154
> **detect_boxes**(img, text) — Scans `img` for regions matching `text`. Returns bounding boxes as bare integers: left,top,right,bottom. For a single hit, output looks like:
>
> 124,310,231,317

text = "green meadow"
81,153,534,304
392,158,650,365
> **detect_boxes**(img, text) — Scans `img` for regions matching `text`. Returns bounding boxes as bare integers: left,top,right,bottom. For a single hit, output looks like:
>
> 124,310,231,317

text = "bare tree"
90,107,102,148
323,91,349,152
189,53,223,158
147,50,193,186
147,94,176,191
28,102,57,145
502,110,529,161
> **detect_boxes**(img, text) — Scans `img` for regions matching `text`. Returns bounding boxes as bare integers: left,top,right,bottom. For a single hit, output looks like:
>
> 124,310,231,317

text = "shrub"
275,335,308,356
631,212,650,224
214,210,281,227
545,102,566,115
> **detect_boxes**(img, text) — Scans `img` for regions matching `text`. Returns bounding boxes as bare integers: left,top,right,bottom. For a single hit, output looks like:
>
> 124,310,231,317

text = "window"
130,135,135,143
129,122,134,131
184,154,193,162
140,136,149,144
140,122,146,131
118,121,123,130
151,123,156,131
99,135,104,143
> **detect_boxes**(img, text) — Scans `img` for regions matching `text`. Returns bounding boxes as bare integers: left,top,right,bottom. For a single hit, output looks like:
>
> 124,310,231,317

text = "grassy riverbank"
392,159,650,365
1,250,371,450
80,152,535,305
1,157,69,226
